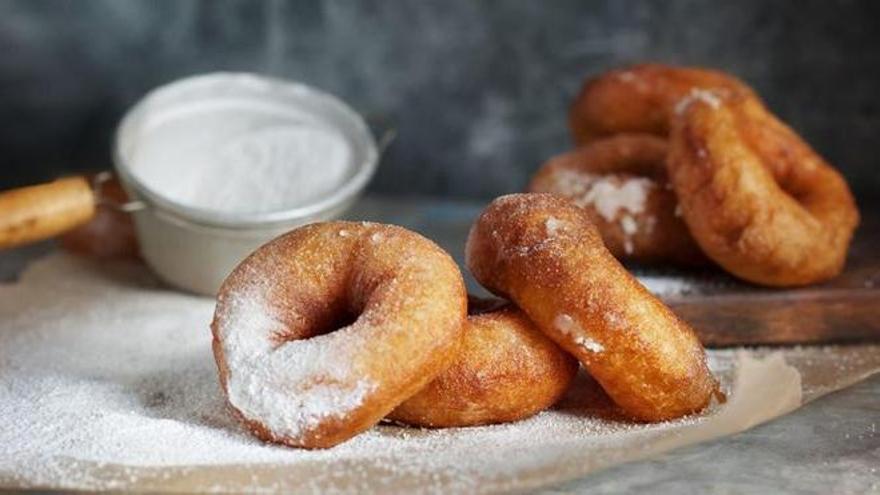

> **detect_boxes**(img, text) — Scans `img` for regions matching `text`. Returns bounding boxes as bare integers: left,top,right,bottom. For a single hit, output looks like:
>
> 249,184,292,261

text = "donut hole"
309,308,360,338
269,299,362,346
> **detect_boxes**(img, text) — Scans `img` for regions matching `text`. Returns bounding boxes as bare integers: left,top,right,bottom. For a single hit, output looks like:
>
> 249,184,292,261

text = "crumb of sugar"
544,216,566,236
674,88,722,114
616,71,637,82
620,214,638,236
583,177,651,223
636,275,695,297
603,310,624,330
554,314,604,353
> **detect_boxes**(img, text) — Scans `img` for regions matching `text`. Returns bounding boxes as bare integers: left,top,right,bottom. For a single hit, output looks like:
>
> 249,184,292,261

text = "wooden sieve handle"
0,177,97,249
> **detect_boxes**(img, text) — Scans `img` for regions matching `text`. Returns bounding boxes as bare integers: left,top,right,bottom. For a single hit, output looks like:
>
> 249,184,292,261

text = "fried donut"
668,92,859,286
466,193,720,421
211,221,467,448
569,63,756,145
388,297,578,427
528,134,705,265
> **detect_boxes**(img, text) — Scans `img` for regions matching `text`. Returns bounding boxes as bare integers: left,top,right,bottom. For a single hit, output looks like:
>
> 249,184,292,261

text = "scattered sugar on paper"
2,254,716,492
2,253,856,493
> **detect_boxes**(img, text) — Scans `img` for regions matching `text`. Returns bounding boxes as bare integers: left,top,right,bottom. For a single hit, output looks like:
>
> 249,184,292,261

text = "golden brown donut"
466,193,720,421
528,134,705,265
668,92,859,286
211,221,467,448
569,63,756,145
388,297,578,427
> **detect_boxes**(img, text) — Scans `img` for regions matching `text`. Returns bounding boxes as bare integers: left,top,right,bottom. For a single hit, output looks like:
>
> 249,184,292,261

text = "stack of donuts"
532,63,859,286
212,194,722,449
210,63,859,449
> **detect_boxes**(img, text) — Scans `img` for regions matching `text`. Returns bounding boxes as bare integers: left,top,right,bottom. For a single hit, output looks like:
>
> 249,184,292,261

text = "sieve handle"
0,177,97,249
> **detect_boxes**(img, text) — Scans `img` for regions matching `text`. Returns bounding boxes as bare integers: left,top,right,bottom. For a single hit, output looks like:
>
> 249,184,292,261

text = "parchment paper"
1,254,878,494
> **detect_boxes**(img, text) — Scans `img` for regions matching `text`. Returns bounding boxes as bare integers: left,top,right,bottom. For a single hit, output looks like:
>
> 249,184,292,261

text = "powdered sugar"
619,215,637,236
554,314,604,353
616,71,637,82
3,254,875,493
545,169,653,249
586,177,651,223
544,216,566,236
636,275,697,298
674,88,723,115
548,170,652,224
126,100,354,214
215,269,377,442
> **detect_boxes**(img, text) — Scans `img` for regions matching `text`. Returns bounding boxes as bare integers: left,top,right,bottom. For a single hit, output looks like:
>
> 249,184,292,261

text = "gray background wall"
1,0,878,200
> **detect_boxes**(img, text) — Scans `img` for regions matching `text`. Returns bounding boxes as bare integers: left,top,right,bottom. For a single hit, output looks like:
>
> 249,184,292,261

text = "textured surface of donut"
569,63,755,145
466,193,719,421
388,300,578,427
529,134,705,265
668,94,859,286
211,221,467,448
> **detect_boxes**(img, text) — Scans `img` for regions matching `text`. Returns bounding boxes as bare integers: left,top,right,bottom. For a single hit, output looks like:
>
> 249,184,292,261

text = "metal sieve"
0,73,382,295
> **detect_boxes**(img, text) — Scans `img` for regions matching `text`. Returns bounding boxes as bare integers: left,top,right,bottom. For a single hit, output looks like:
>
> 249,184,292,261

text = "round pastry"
466,193,720,422
668,92,859,286
388,297,579,427
59,175,139,259
211,221,467,448
528,133,705,265
569,63,756,145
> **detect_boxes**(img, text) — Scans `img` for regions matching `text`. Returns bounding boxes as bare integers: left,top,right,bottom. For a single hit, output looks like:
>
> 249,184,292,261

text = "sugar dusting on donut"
614,70,650,91
674,88,723,115
217,278,377,442
546,168,652,252
544,216,567,236
548,169,652,222
554,314,604,353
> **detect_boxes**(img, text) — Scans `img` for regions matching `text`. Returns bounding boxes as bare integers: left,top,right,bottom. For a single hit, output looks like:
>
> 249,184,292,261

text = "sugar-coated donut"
528,134,705,265
466,193,720,421
668,92,859,286
211,221,467,448
388,297,578,427
569,63,756,145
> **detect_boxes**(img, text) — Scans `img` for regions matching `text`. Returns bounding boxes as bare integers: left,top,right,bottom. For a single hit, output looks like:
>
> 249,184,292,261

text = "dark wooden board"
656,211,880,347
668,289,880,347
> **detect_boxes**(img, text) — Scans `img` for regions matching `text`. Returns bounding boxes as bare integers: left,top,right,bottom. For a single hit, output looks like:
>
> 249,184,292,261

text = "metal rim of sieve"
111,72,381,231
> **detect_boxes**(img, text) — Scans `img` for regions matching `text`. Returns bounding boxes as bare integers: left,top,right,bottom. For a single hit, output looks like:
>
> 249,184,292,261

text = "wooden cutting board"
668,289,880,347
658,213,880,347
